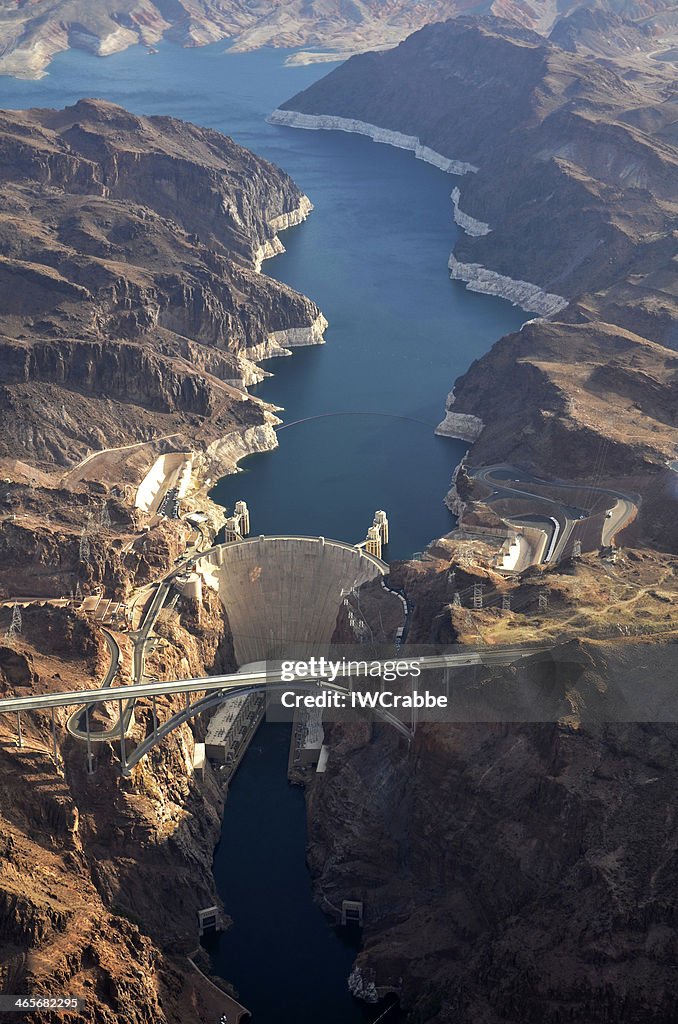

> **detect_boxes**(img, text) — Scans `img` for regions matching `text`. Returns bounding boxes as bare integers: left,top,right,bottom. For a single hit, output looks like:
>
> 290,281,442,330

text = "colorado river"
0,42,525,1022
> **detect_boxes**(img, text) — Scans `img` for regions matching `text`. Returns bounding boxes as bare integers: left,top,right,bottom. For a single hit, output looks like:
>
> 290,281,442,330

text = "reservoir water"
0,43,525,1021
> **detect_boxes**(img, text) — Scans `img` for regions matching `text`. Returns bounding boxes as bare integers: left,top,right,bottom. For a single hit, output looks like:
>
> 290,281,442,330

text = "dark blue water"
0,39,524,559
205,722,389,1023
0,41,525,1022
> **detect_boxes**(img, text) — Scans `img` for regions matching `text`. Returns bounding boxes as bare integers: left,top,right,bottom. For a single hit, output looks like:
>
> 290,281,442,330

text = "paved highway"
66,628,121,741
0,646,550,716
471,464,638,566
60,432,182,486
63,524,212,745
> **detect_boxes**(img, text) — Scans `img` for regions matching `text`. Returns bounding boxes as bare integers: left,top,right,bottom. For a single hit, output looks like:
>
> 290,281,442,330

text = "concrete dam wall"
197,536,386,666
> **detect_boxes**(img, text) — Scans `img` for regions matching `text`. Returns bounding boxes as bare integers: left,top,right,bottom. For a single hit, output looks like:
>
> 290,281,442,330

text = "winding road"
66,628,121,742
471,464,638,567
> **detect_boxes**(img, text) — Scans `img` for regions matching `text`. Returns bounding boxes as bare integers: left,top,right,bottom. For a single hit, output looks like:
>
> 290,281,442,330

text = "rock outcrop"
0,99,323,476
1,0,676,80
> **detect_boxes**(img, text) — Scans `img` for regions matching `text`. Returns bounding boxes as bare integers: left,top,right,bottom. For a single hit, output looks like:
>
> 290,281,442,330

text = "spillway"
196,536,386,666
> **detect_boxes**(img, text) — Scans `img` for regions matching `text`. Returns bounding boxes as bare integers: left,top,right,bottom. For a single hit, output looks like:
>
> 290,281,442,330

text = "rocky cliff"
0,597,239,1024
308,696,678,1022
304,534,678,1022
276,17,678,335
0,98,325,530
274,17,678,542
271,17,678,1022
0,97,324,1022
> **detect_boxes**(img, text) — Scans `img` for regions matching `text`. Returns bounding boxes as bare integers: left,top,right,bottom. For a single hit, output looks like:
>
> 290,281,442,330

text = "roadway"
0,646,551,716
59,433,182,487
64,518,215,744
66,628,121,741
471,464,638,566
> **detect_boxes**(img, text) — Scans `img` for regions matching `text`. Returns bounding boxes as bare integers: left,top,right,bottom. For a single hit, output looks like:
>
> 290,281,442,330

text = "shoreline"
267,109,479,175
450,186,491,237
268,109,567,323
448,255,568,318
267,106,567,433
198,198,328,513
254,193,315,271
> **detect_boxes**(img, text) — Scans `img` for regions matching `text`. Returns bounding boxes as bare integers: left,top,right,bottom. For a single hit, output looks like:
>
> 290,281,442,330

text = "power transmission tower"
100,503,111,530
473,583,484,610
452,592,462,608
502,593,511,613
79,531,90,562
6,603,22,641
573,539,582,559
538,590,549,612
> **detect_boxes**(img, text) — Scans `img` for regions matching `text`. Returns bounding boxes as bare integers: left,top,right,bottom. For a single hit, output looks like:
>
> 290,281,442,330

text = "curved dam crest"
198,536,385,665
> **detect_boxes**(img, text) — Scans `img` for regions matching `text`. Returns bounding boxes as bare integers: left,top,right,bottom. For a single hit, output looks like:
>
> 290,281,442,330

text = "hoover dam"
197,536,386,666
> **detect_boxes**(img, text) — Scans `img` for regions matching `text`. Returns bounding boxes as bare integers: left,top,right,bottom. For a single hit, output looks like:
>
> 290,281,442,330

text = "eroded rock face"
0,597,235,1024
278,17,678,338
307,662,678,1022
0,99,323,470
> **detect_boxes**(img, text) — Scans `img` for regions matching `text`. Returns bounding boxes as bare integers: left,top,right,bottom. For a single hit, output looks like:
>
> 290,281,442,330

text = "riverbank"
267,108,567,318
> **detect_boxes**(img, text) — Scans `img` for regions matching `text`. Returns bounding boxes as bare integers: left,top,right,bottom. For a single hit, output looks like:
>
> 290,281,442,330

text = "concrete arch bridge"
0,536,546,774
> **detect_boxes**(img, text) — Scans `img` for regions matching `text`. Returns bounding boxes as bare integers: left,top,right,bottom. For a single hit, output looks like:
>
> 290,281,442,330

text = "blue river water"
0,40,525,559
0,41,525,1022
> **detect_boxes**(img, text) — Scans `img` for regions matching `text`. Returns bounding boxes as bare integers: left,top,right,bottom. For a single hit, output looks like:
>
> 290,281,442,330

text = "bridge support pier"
16,711,22,748
119,699,129,776
85,707,94,776
51,707,58,767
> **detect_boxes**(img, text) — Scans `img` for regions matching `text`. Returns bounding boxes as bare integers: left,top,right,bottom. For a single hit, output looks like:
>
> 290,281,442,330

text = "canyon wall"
270,17,678,1023
0,99,324,476
274,17,678,528
275,17,678,342
0,596,237,1024
0,97,330,1023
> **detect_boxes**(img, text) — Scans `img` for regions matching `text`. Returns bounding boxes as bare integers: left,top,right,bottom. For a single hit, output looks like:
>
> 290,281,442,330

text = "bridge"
0,646,549,775
0,527,556,776
0,462,637,778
